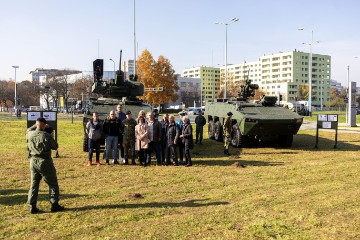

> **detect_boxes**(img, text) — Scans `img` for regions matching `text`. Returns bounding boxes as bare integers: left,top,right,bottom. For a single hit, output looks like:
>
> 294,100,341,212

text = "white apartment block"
221,50,331,106
124,59,135,79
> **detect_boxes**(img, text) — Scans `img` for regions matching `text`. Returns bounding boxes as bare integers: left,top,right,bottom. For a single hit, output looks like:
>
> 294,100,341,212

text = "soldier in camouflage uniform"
26,117,64,214
122,111,137,164
223,112,233,156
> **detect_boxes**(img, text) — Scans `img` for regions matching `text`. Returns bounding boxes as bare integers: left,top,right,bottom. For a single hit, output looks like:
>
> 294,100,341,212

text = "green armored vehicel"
205,80,303,148
82,50,151,152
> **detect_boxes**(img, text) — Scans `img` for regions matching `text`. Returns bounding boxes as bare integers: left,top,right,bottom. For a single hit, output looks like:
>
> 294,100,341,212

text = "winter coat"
181,123,193,145
135,123,150,150
166,122,179,146
103,118,121,137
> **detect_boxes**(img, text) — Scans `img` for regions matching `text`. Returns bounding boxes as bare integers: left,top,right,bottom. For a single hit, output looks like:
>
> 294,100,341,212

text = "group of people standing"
85,104,206,167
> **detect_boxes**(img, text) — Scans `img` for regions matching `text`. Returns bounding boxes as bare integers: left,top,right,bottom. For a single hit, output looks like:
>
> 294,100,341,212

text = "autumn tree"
251,88,267,100
0,80,15,108
137,49,179,105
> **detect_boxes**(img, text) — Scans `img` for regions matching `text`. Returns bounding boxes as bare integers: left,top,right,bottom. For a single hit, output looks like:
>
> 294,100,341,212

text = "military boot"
51,203,65,212
30,205,39,214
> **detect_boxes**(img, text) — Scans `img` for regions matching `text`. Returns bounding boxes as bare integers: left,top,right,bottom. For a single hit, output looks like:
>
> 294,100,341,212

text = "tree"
17,80,41,107
216,72,238,98
326,87,345,107
251,88,267,100
70,75,94,100
137,49,179,105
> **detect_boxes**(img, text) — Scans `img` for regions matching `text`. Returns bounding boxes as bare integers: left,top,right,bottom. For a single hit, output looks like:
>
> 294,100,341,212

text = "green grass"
0,118,359,239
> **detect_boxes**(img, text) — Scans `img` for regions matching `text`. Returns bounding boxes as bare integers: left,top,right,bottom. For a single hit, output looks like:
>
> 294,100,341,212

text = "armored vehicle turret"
205,80,303,148
83,50,152,152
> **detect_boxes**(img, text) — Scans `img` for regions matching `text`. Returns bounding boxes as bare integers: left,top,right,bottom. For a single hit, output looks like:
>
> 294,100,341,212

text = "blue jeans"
88,139,100,161
106,136,118,162
147,141,161,164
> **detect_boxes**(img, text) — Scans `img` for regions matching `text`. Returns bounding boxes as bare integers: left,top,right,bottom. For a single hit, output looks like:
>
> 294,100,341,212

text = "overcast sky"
1,0,360,86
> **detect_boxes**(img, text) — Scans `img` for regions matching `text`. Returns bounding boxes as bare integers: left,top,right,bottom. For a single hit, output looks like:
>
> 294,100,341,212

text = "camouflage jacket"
27,128,58,159
223,116,232,137
122,118,137,142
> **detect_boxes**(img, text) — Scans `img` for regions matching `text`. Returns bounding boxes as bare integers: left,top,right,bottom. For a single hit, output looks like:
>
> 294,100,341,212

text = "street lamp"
133,0,137,75
215,17,239,99
12,66,19,110
109,58,115,78
298,28,320,116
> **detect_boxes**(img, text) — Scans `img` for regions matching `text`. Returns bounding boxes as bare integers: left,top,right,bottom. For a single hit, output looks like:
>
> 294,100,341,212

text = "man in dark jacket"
180,116,193,167
160,114,169,164
194,111,206,144
146,111,163,165
103,110,121,165
176,111,189,164
116,104,126,162
165,115,179,166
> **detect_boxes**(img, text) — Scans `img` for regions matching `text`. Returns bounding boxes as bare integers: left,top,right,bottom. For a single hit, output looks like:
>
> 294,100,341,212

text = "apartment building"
182,66,220,105
220,50,331,106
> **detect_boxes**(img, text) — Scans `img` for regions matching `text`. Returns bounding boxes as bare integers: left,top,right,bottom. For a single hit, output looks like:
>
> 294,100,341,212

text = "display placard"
43,112,57,121
27,112,41,121
315,114,338,149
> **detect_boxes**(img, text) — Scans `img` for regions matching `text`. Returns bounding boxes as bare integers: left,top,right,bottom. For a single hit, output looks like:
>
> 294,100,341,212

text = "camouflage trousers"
28,157,59,206
224,134,231,150
123,140,135,160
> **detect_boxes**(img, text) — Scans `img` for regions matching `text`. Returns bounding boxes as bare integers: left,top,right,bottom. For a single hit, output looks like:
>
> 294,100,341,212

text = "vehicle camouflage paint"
205,80,303,148
82,50,152,152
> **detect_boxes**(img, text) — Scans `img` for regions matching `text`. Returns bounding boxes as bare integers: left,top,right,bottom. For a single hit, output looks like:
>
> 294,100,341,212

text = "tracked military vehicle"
83,50,151,152
205,80,303,148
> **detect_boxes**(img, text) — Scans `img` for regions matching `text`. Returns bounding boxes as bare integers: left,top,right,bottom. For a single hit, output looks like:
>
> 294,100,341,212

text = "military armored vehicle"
205,80,303,148
83,51,152,152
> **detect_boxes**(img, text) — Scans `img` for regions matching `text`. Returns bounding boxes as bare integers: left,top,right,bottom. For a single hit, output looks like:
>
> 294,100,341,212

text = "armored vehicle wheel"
208,121,215,139
231,125,242,148
214,121,223,142
83,134,89,152
278,134,293,147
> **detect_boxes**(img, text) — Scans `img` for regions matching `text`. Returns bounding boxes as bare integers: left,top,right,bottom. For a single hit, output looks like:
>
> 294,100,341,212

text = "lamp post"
215,17,239,99
109,58,115,78
133,0,137,75
298,28,320,116
12,66,19,110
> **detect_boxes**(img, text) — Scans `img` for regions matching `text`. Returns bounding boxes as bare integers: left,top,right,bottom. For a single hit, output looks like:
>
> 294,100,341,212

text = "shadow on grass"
195,159,284,167
0,189,83,206
293,133,360,150
70,198,229,211
193,134,359,158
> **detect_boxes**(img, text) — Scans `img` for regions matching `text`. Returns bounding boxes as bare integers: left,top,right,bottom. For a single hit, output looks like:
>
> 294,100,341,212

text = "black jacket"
166,122,179,146
181,123,193,145
103,118,121,137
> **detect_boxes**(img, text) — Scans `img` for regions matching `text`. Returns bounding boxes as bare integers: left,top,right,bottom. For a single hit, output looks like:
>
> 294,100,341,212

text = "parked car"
187,107,202,115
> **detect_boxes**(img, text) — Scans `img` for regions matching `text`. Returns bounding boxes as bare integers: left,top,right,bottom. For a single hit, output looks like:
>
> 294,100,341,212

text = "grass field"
0,118,359,239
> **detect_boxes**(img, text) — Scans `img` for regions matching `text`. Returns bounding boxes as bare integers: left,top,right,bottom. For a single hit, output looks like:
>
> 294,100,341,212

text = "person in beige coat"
135,116,150,166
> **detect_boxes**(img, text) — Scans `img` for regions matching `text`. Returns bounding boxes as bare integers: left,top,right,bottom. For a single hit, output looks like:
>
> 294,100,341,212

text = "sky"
1,0,360,86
